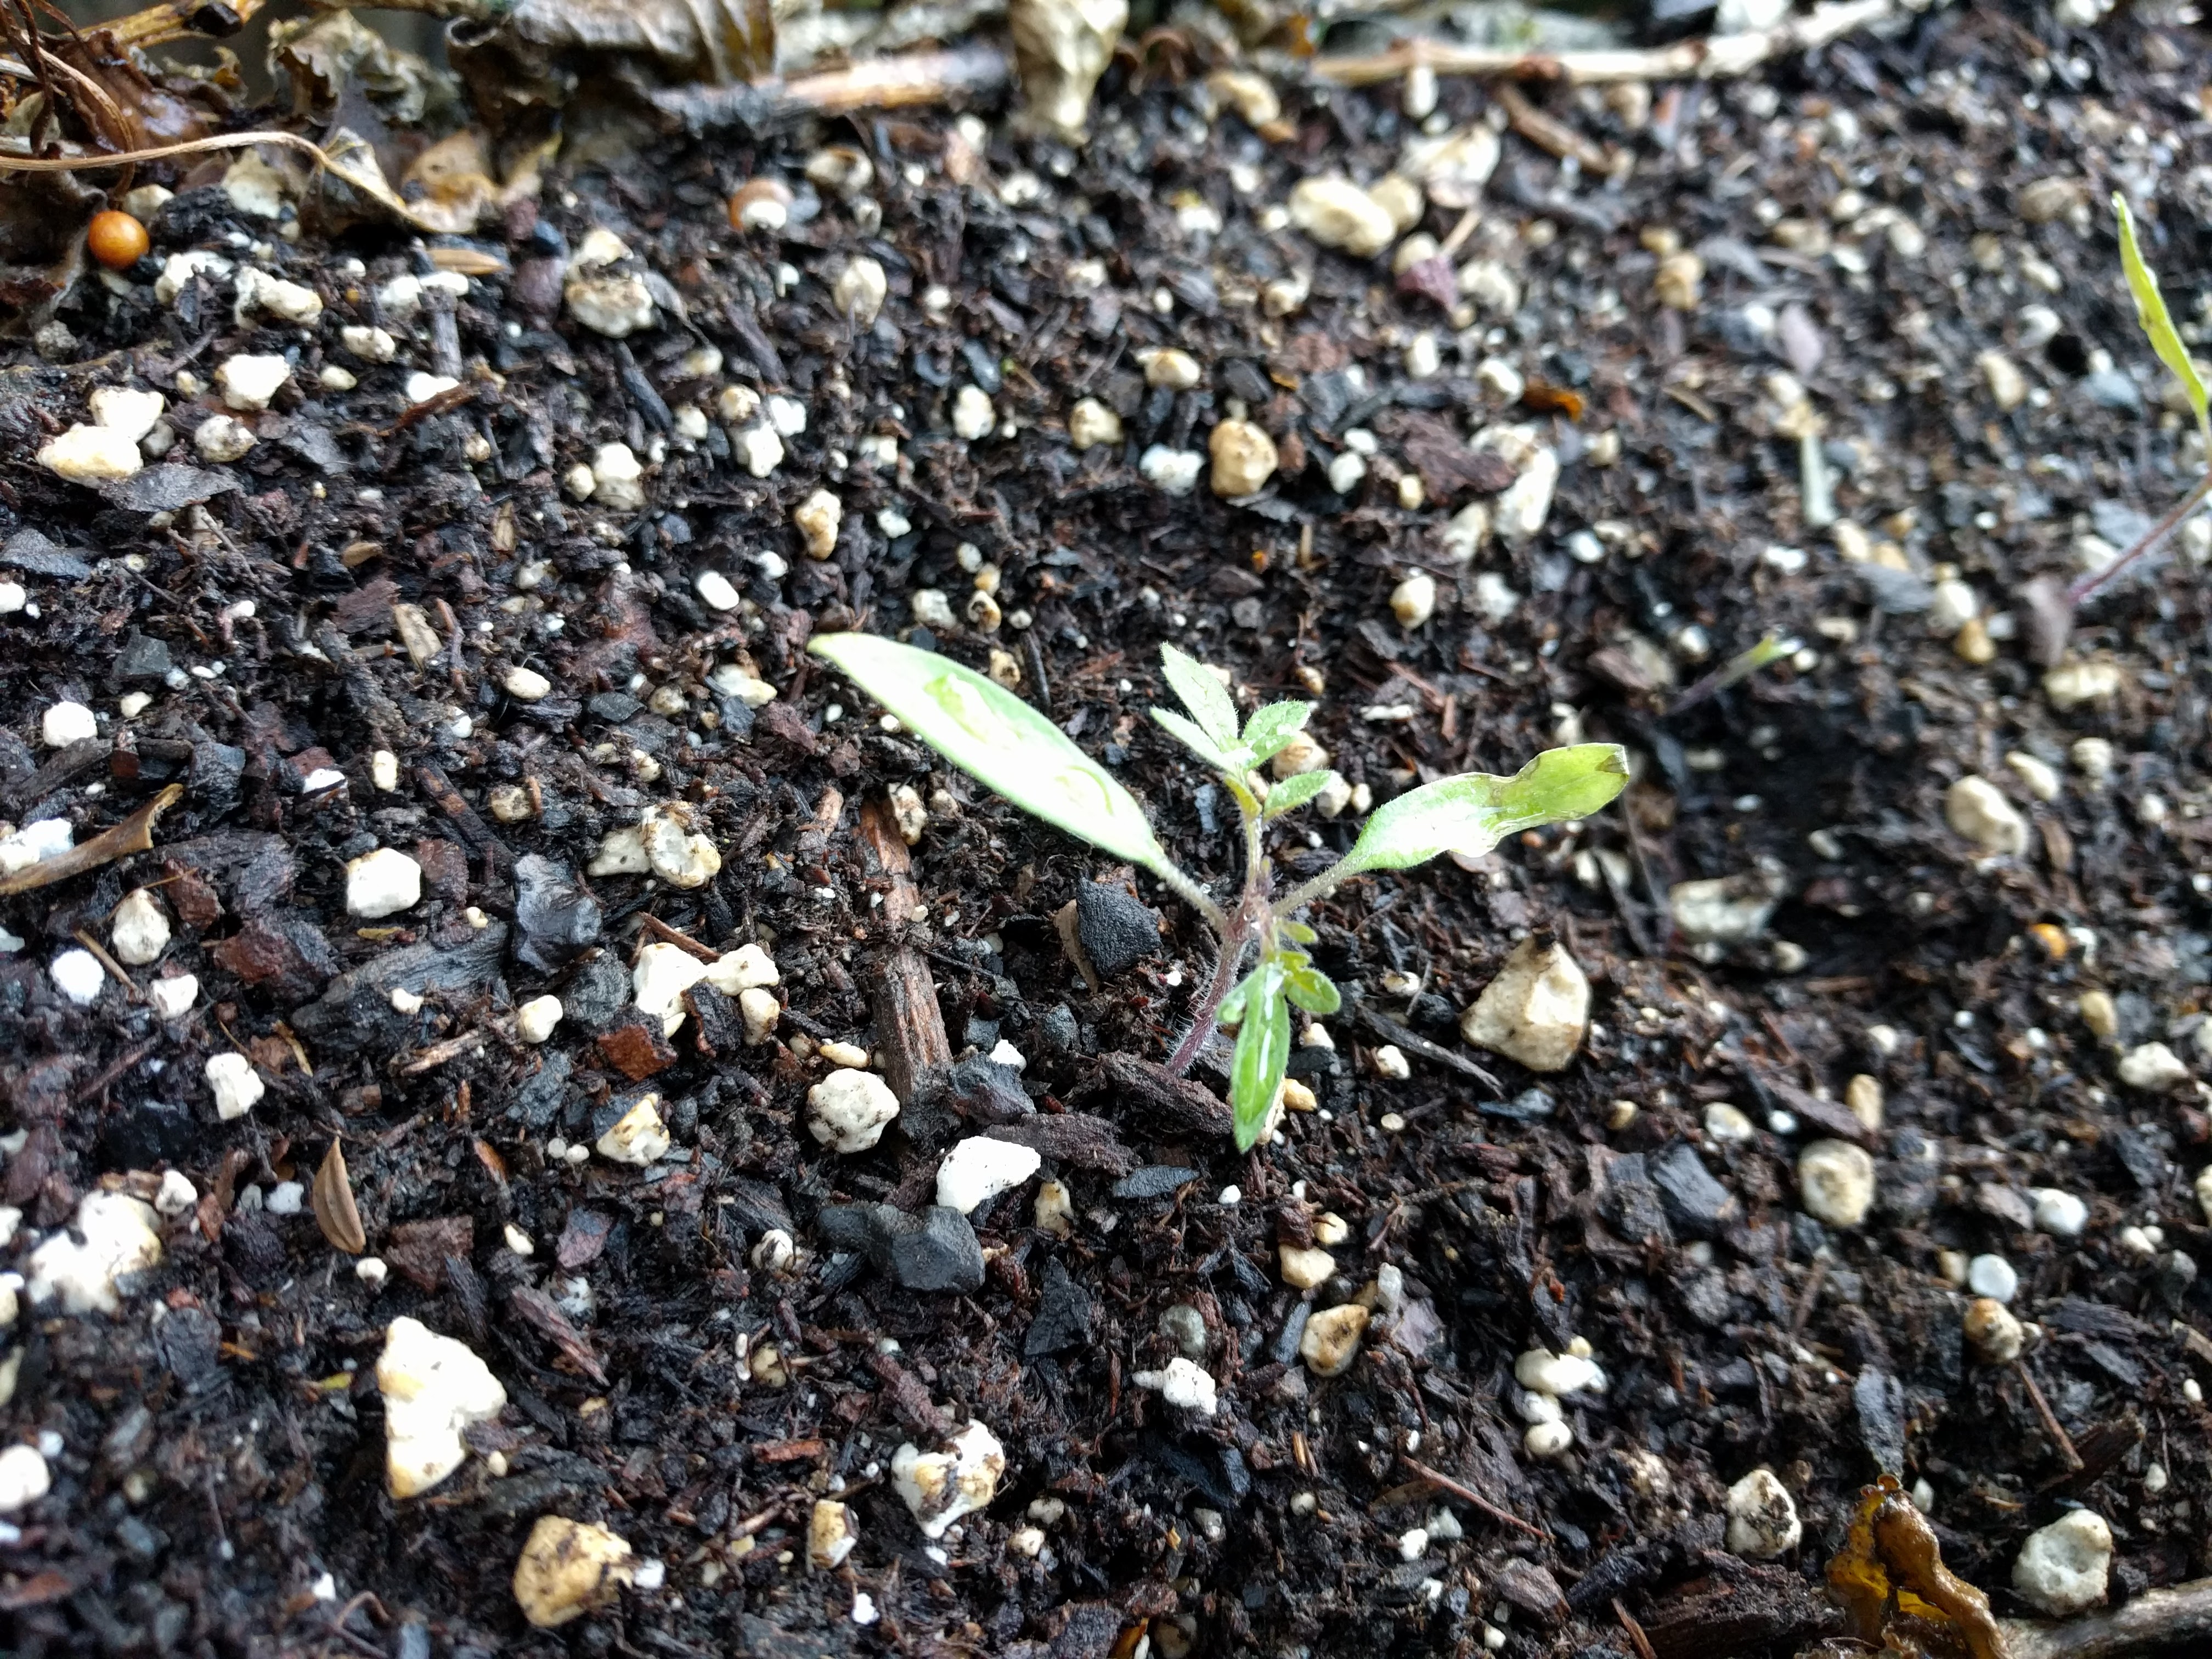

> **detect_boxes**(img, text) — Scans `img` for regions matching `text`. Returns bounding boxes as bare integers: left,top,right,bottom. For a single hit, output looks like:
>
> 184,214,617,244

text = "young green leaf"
810,633,1179,880
1263,769,1338,818
1151,707,1242,773
1229,960,1293,1152
1284,965,1341,1015
1278,919,1318,945
1216,965,1254,1025
1159,642,1241,750
1240,700,1313,765
1324,743,1630,883
2114,192,2209,443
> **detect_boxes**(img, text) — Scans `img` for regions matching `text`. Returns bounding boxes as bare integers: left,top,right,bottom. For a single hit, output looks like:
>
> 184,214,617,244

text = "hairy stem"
2069,470,2212,607
1146,857,1229,934
1273,860,1355,922
1164,783,1272,1076
1165,927,1250,1075
1243,781,1266,892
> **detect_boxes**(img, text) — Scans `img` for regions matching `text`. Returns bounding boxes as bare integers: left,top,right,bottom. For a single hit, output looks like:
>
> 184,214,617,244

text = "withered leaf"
311,1138,366,1255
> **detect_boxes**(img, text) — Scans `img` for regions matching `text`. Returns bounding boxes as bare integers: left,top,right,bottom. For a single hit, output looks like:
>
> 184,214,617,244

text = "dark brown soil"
1,3,2210,1657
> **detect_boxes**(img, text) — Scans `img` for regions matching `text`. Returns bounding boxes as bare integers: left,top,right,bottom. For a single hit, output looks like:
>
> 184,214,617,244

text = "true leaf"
811,633,1178,880
2114,193,2209,443
1279,920,1318,945
1152,707,1243,772
1329,743,1630,882
1264,769,1338,817
1159,642,1240,749
1285,966,1341,1015
1229,961,1293,1152
1239,700,1313,765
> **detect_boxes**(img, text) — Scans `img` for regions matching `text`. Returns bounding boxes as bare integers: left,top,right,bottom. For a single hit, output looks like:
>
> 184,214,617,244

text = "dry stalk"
1313,0,1901,88
2001,1578,2212,1659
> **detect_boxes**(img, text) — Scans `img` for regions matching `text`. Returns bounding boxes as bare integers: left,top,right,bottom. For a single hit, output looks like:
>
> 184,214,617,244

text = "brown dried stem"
2000,1578,2212,1659
1313,0,1898,88
0,783,181,896
93,0,269,50
0,127,331,176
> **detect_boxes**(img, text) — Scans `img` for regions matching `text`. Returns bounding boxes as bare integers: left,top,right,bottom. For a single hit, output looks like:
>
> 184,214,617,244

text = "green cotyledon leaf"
811,632,1177,879
1333,743,1630,881
2114,192,2209,444
1151,707,1245,774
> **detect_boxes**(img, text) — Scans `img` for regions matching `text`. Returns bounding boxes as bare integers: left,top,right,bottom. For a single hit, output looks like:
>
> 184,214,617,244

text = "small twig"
1313,0,1898,87
730,1499,794,1538
2000,1576,2212,1659
0,782,182,896
396,1030,487,1075
0,126,330,175
1494,82,1613,171
1356,997,1502,1089
645,42,1012,134
373,382,477,438
2016,1359,2084,1471
328,1592,390,1634
1436,208,1480,262
635,911,719,963
1787,1255,1829,1341
435,597,466,694
95,0,271,50
71,928,143,1003
81,1035,158,1098
1399,1456,1548,1539
1613,1599,1660,1659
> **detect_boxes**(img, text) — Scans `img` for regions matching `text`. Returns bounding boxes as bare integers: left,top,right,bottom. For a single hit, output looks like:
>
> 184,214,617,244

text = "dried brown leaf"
311,1139,365,1255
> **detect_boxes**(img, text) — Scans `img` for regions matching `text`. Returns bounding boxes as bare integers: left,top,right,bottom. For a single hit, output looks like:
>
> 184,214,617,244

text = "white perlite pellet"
41,702,96,748
205,1051,266,1120
1132,1357,1218,1414
935,1137,1042,1215
346,847,422,919
807,1070,901,1153
110,889,170,965
50,949,105,1007
1724,1468,1800,1559
377,1317,507,1498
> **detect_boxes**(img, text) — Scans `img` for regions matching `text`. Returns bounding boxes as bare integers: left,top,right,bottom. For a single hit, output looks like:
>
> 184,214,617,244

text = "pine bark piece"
597,1012,676,1080
1636,1566,1840,1659
1074,1053,1233,1141
855,794,951,1104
